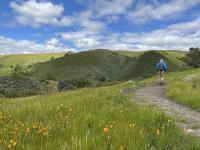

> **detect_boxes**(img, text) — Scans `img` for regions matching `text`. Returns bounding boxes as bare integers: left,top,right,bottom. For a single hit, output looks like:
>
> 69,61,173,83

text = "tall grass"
0,82,199,149
167,73,200,110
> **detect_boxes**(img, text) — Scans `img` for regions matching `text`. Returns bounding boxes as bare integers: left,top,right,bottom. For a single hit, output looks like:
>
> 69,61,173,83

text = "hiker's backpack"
159,63,164,71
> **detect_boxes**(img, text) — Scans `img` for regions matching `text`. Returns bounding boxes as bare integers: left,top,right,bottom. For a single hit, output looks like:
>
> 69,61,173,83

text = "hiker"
156,59,167,84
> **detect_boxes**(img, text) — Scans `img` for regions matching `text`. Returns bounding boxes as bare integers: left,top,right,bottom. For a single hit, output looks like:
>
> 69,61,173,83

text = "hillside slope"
29,49,138,85
0,81,200,149
132,51,188,78
29,50,188,85
0,53,65,76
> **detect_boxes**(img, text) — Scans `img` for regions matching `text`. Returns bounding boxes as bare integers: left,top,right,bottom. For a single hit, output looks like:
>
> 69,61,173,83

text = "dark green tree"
10,64,24,78
186,47,200,68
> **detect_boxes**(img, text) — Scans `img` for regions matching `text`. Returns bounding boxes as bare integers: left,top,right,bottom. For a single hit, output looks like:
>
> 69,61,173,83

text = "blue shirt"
156,62,167,71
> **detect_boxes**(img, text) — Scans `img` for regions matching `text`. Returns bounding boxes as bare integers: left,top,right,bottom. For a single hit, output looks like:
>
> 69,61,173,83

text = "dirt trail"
134,85,200,137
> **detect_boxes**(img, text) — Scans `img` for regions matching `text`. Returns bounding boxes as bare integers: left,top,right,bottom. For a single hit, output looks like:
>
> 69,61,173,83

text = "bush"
45,72,56,80
57,80,74,91
186,47,200,68
99,76,106,82
68,78,91,88
9,64,24,79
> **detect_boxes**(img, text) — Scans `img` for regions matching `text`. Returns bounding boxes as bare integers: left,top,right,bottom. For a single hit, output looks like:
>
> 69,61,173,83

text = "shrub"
57,80,74,91
186,47,200,68
45,72,56,80
9,64,24,79
68,78,91,88
99,76,106,82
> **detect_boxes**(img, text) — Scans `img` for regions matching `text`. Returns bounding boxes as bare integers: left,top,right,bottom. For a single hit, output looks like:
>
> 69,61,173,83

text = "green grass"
166,68,200,111
116,51,143,58
0,53,64,76
0,81,200,149
145,68,200,111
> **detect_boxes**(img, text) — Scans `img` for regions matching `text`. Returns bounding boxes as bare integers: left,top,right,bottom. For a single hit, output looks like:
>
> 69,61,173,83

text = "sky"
0,0,200,54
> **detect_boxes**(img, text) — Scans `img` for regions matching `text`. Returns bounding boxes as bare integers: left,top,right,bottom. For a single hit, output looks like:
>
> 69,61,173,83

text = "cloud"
93,0,134,17
75,0,134,23
128,0,200,24
0,36,75,54
59,16,200,51
10,0,72,27
58,31,101,50
119,17,200,50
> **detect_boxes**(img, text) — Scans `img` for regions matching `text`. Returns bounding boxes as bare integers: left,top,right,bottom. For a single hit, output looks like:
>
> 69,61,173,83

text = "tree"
189,47,195,51
9,64,24,78
186,47,200,68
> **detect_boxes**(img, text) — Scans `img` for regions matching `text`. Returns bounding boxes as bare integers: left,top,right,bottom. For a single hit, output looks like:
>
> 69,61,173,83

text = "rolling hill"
1,50,200,149
28,49,189,85
0,53,65,76
28,49,139,85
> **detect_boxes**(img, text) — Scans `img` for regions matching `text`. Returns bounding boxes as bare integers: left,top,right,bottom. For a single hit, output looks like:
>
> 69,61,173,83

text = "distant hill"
28,49,189,87
28,49,138,86
0,53,65,76
132,51,188,78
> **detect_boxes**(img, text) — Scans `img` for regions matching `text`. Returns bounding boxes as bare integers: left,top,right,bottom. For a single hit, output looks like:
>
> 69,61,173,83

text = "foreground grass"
0,82,200,149
167,69,200,111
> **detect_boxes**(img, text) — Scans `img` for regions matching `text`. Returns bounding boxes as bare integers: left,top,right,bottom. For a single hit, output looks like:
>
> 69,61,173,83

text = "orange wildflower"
103,127,109,133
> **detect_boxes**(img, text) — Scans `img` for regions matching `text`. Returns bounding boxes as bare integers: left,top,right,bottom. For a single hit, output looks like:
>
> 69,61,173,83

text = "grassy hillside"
29,49,139,85
0,53,65,76
0,81,200,149
29,50,188,86
132,51,188,78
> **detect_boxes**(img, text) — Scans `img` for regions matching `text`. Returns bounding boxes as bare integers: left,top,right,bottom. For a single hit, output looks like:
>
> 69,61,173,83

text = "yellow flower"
156,129,160,135
13,141,17,147
120,145,124,150
10,140,13,143
103,127,109,133
8,144,11,148
15,128,19,132
38,129,42,134
26,128,30,134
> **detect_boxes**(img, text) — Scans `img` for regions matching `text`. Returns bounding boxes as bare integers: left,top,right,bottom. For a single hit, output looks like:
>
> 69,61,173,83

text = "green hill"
0,53,65,76
28,49,139,85
132,51,188,78
28,50,188,85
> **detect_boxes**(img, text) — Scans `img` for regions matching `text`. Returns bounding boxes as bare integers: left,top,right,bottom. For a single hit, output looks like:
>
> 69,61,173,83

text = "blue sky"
0,0,200,54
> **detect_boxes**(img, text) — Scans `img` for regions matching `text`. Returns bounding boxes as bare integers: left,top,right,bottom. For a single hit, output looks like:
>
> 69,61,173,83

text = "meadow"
0,81,200,149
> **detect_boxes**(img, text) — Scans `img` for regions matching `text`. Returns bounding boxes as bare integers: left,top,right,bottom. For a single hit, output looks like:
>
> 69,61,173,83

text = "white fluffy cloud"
59,31,101,50
59,16,200,51
0,36,75,54
93,0,134,17
4,0,200,53
128,0,200,24
10,0,72,27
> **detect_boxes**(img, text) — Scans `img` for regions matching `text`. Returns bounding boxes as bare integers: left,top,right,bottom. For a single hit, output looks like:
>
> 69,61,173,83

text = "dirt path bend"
135,85,200,137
